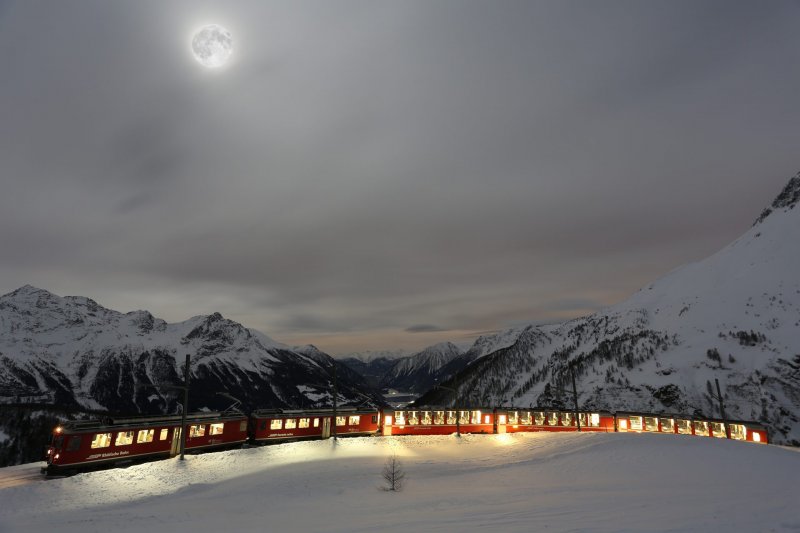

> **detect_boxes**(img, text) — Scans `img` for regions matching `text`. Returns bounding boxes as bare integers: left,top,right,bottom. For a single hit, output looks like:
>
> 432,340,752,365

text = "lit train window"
561,413,574,426
408,412,419,425
240,421,248,432
729,424,746,441
629,416,643,431
313,418,320,428
676,419,692,434
160,428,169,440
395,411,406,425
270,420,282,430
520,412,532,425
661,419,675,433
189,425,206,437
470,411,481,424
590,413,600,427
67,436,82,451
507,411,519,425
299,418,310,428
285,419,297,429
137,429,155,443
578,413,588,427
209,423,224,435
434,411,445,425
547,412,558,426
644,417,658,432
349,416,361,426
711,423,726,438
459,411,470,424
446,411,457,424
420,412,431,425
91,433,112,449
534,412,544,425
336,416,346,426
115,431,134,446
693,421,709,436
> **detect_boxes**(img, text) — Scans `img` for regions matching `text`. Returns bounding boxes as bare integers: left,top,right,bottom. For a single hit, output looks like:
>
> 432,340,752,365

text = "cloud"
405,325,449,333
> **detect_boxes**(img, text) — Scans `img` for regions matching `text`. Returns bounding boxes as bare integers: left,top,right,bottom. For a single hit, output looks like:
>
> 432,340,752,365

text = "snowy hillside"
0,433,797,532
0,286,381,415
417,173,800,445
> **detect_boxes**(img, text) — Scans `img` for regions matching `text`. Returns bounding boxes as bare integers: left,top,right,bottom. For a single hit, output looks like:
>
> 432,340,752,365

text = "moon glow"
191,24,233,68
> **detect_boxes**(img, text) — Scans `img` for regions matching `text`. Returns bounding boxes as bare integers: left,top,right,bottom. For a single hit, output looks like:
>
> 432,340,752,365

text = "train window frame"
676,419,692,434
372,415,379,424
711,422,726,438
561,413,575,427
470,411,481,425
420,412,431,425
189,425,206,438
159,428,169,441
458,410,470,424
644,417,658,432
589,413,600,427
446,411,456,424
660,418,675,433
136,429,155,443
66,436,82,452
534,412,544,425
408,412,419,425
209,423,224,435
240,421,248,432
299,418,310,429
395,411,406,425
336,416,346,427
729,423,746,441
313,418,320,428
285,419,297,429
629,416,643,431
270,419,283,430
115,431,134,446
693,420,709,436
507,411,519,425
91,433,112,449
547,412,558,426
349,415,361,426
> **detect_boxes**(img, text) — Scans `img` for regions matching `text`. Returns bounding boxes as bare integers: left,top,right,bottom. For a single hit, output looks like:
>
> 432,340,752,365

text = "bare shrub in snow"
382,454,406,492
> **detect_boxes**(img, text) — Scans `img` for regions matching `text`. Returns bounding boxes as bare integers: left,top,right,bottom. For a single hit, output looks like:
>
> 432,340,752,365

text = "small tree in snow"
382,454,406,492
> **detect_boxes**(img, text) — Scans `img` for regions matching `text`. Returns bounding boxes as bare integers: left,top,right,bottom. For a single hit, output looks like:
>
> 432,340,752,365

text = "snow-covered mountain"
378,342,464,393
0,287,382,414
417,172,800,445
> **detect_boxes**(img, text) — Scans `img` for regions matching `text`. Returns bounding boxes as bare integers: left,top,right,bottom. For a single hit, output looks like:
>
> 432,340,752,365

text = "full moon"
191,24,233,68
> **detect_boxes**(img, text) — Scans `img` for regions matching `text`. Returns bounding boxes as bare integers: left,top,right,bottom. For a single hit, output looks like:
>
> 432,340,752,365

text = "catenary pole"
180,353,190,460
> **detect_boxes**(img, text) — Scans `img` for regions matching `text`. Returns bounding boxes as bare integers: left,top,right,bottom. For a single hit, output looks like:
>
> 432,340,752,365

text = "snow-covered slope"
417,173,800,444
0,287,381,414
1,433,797,532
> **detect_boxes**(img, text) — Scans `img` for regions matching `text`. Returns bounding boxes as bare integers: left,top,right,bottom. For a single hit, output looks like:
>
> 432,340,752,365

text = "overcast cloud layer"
1,1,798,354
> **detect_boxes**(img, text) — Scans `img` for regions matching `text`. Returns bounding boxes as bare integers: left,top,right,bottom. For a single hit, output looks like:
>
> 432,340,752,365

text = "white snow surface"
1,433,797,532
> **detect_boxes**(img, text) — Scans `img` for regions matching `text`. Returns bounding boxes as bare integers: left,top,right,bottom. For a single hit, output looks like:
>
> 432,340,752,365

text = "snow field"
1,432,798,532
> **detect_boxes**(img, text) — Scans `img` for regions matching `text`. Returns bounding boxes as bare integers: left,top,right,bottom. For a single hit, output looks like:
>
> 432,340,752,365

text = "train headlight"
55,426,63,434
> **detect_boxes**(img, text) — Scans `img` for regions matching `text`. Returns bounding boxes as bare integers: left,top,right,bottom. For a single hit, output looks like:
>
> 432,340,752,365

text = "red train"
43,406,769,475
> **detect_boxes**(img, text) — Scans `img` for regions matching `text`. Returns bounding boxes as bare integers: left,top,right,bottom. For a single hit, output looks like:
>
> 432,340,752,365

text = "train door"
495,410,507,434
170,427,182,456
321,417,331,439
382,413,392,436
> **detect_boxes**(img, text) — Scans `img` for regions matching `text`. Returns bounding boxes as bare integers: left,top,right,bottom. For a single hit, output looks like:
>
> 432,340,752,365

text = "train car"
44,411,248,475
250,407,380,443
495,409,615,434
381,408,495,436
614,412,768,444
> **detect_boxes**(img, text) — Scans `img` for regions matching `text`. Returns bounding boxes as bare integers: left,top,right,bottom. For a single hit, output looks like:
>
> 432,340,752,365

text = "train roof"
250,407,379,417
56,410,246,432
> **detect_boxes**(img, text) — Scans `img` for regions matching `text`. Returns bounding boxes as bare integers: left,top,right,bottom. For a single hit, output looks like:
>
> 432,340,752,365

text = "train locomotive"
43,406,768,475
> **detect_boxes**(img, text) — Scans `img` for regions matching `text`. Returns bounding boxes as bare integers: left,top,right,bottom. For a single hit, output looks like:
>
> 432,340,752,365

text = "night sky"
1,1,798,354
